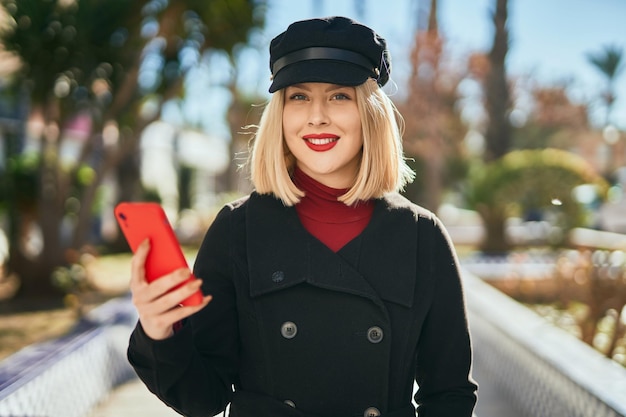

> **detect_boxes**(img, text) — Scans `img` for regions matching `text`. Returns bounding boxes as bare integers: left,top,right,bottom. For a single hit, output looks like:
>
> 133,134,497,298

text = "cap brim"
269,61,372,93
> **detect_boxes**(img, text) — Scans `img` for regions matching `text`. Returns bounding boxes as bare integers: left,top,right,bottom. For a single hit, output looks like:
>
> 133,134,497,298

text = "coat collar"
245,192,423,308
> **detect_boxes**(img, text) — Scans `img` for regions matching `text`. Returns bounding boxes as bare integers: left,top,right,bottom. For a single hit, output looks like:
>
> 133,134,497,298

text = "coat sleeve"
127,205,239,417
413,215,478,417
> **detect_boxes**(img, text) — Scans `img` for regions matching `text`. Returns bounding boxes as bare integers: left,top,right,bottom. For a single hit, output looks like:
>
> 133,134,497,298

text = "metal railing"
465,271,626,417
0,296,137,417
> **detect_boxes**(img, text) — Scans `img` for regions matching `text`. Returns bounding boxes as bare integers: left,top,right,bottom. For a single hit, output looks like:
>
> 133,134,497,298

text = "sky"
243,0,626,130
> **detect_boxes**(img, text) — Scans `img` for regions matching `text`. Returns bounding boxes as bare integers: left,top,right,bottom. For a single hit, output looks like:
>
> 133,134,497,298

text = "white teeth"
306,137,336,145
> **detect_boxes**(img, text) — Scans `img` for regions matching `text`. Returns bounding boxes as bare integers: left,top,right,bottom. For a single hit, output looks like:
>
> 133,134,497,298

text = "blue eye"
289,93,307,100
333,93,351,100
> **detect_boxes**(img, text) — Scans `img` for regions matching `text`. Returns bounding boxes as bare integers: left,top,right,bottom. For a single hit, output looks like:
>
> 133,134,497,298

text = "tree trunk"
8,118,67,298
420,140,445,212
11,252,64,298
483,0,511,162
478,205,511,254
8,204,63,298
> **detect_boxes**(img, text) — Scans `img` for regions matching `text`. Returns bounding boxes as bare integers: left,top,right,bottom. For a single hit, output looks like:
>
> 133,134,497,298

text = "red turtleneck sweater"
293,168,374,252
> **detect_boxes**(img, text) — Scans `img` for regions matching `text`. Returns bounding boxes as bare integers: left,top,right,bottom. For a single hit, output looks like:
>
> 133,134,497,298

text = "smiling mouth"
306,137,337,145
302,135,339,152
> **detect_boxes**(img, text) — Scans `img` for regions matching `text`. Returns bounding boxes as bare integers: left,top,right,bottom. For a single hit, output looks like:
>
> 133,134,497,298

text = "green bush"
465,148,608,251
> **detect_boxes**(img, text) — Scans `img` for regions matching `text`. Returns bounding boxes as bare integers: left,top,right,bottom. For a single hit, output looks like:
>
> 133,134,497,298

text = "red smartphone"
114,202,203,306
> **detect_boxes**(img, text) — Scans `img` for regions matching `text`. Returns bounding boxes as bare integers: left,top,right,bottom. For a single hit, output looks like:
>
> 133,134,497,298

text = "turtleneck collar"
291,167,374,252
292,167,373,223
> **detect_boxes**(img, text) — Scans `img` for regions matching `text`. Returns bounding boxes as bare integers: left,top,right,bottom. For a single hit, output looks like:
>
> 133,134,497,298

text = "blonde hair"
250,79,414,206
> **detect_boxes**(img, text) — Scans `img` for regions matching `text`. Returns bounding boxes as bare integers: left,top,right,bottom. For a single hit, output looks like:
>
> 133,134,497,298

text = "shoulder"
215,191,288,224
378,192,450,239
205,194,251,234
222,194,250,211
380,192,436,222
221,192,286,213
380,194,459,266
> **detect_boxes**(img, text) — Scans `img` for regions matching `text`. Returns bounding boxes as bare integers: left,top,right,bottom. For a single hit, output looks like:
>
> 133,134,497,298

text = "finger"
162,295,213,323
137,268,192,305
139,295,212,338
130,239,150,287
150,268,192,294
133,271,199,315
154,276,204,309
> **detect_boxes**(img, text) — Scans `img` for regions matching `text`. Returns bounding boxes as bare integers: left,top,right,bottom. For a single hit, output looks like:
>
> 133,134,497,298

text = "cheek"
342,108,363,139
282,122,300,155
351,123,365,148
282,108,300,136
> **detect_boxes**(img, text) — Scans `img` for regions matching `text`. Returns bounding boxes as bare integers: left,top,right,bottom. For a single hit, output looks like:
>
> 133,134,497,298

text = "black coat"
128,192,478,417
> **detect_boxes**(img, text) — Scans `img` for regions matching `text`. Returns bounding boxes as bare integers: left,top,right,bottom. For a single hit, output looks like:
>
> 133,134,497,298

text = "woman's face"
282,82,363,189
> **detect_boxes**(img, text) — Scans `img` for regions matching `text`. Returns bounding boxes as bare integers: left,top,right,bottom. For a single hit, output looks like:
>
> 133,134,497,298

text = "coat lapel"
346,193,421,308
245,192,419,309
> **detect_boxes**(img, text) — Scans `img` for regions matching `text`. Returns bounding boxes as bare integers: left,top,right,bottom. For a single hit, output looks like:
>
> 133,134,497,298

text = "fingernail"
179,269,191,279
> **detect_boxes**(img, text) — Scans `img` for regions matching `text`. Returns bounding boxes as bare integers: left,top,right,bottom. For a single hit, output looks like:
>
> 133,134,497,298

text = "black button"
272,271,285,283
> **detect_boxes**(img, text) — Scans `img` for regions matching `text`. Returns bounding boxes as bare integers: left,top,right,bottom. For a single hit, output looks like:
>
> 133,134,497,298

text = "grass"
0,308,78,361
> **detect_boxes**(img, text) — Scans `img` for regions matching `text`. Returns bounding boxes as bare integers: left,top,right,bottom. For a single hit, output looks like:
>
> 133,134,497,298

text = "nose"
307,101,329,126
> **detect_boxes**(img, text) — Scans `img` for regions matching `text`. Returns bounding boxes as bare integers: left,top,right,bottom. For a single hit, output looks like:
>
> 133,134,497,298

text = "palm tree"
483,0,512,162
586,44,624,126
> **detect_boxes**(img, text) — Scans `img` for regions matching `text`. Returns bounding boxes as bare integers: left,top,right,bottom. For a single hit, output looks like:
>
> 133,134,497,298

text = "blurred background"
0,0,625,382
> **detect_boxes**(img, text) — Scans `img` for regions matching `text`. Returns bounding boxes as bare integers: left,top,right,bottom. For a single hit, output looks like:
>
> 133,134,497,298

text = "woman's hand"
129,239,212,340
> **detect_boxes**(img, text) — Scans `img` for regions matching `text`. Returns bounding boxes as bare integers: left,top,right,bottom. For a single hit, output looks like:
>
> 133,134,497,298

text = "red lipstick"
302,133,339,152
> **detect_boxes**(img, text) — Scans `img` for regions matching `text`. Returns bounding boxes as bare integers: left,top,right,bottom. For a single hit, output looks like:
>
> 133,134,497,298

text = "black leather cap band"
272,47,376,76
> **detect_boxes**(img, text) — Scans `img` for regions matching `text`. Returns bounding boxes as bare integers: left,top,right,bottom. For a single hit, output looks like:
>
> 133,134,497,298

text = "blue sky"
252,0,626,129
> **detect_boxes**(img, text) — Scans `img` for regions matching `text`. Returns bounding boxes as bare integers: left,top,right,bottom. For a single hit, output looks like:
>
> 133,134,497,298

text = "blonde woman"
127,16,478,417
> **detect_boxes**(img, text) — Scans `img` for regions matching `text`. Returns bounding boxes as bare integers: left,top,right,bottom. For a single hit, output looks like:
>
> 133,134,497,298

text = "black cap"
268,16,391,93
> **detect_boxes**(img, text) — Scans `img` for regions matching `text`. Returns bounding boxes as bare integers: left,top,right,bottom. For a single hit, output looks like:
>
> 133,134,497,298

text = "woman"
127,16,478,417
